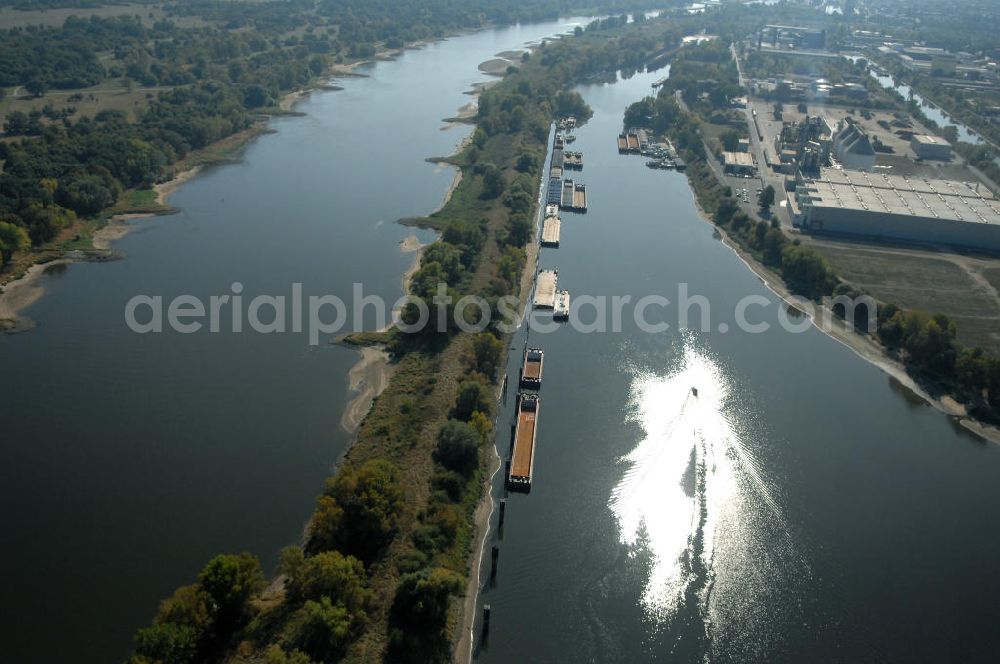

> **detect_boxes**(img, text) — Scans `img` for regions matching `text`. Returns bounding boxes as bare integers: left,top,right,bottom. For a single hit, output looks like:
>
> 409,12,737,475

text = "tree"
306,495,345,553
25,78,47,97
262,645,315,664
713,197,739,226
244,84,272,108
155,584,213,634
506,211,532,247
758,184,775,211
197,552,264,630
955,346,990,399
471,332,504,377
515,150,538,173
435,420,481,475
480,164,504,199
780,243,834,299
388,567,464,662
720,129,741,151
762,227,784,266
453,379,491,421
3,110,34,136
133,622,200,664
57,175,116,215
0,221,30,265
287,597,355,661
283,547,369,613
310,460,403,562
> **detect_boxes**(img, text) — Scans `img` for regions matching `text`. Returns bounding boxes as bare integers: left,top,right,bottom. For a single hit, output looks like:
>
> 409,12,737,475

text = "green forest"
0,0,661,269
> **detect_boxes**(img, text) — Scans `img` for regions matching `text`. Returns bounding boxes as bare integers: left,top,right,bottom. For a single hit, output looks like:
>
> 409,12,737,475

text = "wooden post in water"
498,498,507,527
490,545,499,583
482,604,492,638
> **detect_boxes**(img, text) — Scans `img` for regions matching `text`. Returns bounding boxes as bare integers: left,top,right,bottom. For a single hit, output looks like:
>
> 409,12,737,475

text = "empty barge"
541,215,561,247
520,347,544,389
508,394,539,491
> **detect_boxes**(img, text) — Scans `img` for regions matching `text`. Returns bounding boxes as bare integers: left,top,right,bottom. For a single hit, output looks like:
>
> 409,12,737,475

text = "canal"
472,66,1000,662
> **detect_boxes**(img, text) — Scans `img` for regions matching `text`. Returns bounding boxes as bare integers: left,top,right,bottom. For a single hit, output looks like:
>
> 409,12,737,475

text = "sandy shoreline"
341,346,394,432
0,162,203,330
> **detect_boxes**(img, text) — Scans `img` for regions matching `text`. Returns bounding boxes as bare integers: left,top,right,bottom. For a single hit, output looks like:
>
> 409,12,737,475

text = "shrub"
434,420,481,476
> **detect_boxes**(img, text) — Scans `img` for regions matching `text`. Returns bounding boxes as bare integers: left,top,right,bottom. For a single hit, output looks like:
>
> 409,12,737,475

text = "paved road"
731,43,793,228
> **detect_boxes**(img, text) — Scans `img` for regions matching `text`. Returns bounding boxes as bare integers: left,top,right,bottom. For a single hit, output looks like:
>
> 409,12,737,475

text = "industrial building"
761,24,826,50
774,115,834,174
722,151,755,176
793,168,1000,251
831,120,876,171
911,134,953,160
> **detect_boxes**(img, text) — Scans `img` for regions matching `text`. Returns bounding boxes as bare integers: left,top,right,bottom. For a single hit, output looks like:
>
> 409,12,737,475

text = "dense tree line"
0,16,151,90
0,15,341,261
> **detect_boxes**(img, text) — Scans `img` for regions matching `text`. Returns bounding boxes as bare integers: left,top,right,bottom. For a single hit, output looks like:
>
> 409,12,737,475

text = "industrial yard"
681,30,1000,353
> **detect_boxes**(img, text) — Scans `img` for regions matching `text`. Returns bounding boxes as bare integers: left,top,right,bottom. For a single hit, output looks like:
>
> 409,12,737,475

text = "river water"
866,65,984,146
0,17,592,664
472,67,1000,662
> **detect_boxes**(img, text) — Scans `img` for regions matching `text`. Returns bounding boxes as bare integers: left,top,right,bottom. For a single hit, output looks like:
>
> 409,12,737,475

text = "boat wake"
609,340,796,653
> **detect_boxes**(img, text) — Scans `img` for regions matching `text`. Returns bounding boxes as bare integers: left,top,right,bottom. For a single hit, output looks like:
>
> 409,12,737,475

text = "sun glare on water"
609,343,782,626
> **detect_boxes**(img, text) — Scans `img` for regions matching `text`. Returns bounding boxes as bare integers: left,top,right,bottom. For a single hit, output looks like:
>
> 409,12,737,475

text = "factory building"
762,24,826,50
831,120,876,171
721,151,755,176
911,134,953,160
793,168,1000,251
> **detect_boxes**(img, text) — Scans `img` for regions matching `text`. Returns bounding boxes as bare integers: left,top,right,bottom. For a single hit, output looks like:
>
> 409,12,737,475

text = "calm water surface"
0,17,591,663
473,68,1000,663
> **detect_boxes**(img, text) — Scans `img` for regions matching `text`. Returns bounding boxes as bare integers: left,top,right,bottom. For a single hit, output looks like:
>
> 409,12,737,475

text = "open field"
805,236,1000,352
0,4,206,29
0,85,165,126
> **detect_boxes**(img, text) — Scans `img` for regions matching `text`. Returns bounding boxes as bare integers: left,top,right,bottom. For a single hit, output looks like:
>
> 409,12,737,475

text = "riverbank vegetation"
0,0,667,282
127,11,680,664
625,38,1000,424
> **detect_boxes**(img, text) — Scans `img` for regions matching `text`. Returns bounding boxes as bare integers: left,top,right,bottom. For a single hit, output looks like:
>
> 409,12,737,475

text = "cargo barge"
541,216,561,247
519,348,544,389
546,177,562,206
533,269,558,308
508,394,539,491
554,290,570,320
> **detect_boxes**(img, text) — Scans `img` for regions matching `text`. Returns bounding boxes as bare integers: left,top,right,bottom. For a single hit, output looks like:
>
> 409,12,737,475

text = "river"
472,67,1000,662
0,17,592,664
865,64,985,146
